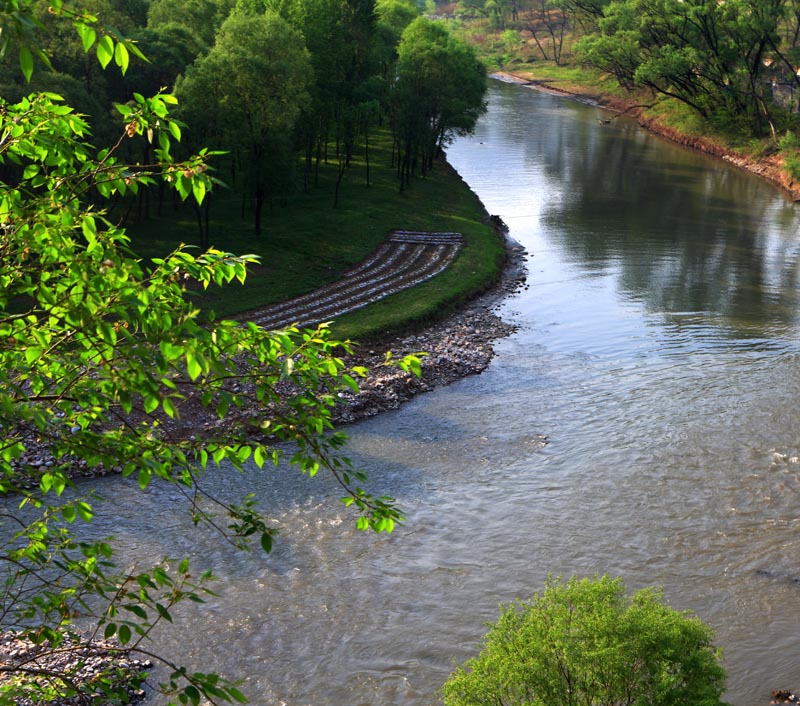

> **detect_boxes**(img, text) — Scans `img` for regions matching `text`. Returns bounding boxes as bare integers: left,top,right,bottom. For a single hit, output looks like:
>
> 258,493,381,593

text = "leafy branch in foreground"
0,5,411,704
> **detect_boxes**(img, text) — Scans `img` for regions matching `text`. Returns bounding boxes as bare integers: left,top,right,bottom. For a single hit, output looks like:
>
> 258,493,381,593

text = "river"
33,80,800,705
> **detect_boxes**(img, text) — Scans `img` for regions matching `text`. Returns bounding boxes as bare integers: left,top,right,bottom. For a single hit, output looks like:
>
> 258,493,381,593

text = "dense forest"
0,0,487,238
444,0,800,148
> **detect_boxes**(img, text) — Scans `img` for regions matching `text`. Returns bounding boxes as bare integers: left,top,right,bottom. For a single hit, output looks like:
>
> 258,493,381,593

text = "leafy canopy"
442,575,728,706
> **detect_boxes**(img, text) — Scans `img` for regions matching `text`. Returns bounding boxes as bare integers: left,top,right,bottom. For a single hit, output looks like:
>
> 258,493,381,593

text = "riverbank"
1,214,534,706
332,221,531,424
11,213,530,485
492,70,800,200
0,632,152,705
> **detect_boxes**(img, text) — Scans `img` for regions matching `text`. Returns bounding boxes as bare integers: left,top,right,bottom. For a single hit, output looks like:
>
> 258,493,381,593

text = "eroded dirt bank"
493,70,800,200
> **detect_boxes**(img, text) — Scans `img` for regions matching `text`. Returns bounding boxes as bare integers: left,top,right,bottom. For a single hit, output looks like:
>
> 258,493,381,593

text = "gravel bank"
0,632,151,705
333,226,529,423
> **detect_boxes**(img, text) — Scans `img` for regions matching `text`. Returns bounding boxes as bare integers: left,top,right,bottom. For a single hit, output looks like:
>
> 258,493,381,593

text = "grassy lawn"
128,129,505,341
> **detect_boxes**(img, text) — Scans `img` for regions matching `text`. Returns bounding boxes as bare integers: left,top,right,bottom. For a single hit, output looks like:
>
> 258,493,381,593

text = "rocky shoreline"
0,632,152,705
10,218,528,484
333,223,528,423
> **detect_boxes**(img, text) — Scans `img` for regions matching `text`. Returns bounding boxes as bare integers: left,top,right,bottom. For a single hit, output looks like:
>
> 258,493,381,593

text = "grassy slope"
129,128,505,341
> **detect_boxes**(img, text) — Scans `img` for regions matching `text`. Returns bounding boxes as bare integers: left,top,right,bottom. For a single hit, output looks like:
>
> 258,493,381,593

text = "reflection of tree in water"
524,96,800,337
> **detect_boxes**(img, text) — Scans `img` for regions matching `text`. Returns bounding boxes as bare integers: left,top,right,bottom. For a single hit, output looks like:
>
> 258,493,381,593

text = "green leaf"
76,501,93,522
162,397,178,419
118,624,132,645
186,353,202,381
138,466,151,490
24,346,43,364
62,505,77,523
104,623,117,640
114,41,130,74
192,177,206,204
260,532,273,553
124,604,147,620
19,46,34,82
156,603,173,622
253,446,266,469
184,685,201,706
144,395,159,415
228,687,248,703
76,24,97,53
96,35,114,69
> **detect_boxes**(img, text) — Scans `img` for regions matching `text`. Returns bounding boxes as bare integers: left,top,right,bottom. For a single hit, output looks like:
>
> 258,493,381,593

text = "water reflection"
482,84,800,339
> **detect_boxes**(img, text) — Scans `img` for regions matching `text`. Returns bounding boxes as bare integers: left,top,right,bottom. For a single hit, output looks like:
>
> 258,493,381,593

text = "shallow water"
14,80,800,706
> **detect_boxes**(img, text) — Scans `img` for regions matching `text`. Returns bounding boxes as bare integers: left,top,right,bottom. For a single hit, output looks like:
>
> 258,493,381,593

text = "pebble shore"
333,235,529,423
0,632,151,705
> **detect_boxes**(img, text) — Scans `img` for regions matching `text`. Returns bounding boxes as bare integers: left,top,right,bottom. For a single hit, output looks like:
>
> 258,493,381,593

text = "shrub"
442,575,728,706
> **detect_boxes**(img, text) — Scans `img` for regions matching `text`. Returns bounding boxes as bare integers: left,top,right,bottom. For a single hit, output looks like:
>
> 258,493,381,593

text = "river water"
28,80,800,704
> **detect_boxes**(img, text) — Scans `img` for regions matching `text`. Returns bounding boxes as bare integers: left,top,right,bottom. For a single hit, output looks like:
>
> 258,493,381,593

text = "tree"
392,17,487,186
272,0,382,193
576,0,790,137
442,576,728,706
146,0,235,57
1,5,409,704
177,9,311,235
522,0,569,65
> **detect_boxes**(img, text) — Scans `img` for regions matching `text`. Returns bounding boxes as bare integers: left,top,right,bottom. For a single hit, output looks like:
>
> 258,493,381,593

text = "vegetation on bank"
132,128,505,342
1,0,497,341
0,2,498,704
439,0,800,185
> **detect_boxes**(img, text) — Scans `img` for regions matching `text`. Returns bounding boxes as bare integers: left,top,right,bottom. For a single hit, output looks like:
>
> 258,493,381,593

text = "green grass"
128,129,505,341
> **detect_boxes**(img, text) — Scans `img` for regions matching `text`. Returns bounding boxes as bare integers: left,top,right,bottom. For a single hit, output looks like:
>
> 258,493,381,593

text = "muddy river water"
56,80,800,705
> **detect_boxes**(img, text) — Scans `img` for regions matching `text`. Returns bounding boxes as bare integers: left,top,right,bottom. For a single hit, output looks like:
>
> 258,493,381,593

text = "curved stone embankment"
240,230,465,330
492,70,800,200
9,226,524,483
332,233,529,423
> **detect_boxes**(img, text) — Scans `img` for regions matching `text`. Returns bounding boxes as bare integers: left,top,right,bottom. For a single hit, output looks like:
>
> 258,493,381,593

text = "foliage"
392,17,488,185
147,0,235,56
442,575,728,706
575,0,795,137
779,129,800,179
176,7,311,234
0,5,410,704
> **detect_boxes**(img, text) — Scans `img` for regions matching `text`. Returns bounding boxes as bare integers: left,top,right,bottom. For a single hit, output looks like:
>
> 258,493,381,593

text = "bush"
442,575,728,706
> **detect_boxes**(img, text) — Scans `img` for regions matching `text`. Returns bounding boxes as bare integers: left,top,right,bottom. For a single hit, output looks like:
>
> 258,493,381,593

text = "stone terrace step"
243,231,464,331
387,230,464,244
